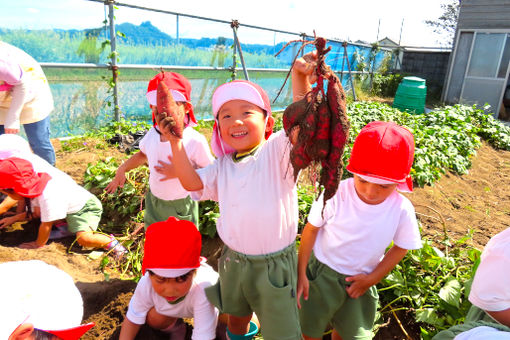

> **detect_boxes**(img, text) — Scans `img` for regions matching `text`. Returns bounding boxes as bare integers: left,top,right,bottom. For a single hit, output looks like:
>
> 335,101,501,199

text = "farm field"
1,102,510,339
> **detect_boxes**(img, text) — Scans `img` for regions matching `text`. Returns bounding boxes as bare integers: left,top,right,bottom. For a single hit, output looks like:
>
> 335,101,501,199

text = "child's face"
148,270,194,303
217,99,274,154
353,175,397,205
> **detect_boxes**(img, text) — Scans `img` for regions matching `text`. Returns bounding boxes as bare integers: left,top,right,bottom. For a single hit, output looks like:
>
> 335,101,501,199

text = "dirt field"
1,139,509,339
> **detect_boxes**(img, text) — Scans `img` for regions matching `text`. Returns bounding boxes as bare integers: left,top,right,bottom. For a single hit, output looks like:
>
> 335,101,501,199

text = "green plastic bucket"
393,76,427,114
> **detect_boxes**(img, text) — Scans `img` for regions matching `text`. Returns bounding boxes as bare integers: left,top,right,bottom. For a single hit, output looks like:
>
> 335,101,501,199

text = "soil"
1,138,510,340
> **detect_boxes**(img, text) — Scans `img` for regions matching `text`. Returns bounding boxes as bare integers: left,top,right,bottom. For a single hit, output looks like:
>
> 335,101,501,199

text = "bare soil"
1,139,510,340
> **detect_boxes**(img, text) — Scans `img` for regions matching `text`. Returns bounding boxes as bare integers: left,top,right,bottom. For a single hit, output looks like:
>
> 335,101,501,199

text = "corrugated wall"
457,0,510,30
401,51,451,99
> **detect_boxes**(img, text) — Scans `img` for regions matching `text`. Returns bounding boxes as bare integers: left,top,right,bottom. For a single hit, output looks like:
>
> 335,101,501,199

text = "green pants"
205,243,302,340
432,305,510,339
66,196,102,233
144,189,199,230
299,253,378,340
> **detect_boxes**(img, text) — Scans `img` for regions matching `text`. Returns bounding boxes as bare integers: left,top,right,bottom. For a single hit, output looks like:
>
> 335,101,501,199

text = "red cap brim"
45,322,95,340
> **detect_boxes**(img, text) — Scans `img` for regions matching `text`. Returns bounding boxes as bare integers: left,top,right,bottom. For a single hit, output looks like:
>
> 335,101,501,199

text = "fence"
1,0,396,138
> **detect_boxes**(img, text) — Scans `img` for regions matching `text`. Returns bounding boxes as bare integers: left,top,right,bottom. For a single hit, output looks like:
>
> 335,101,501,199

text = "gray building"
442,0,510,120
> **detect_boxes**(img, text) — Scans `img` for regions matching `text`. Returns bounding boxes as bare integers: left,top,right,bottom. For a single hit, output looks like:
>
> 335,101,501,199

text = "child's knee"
146,307,178,329
75,231,92,246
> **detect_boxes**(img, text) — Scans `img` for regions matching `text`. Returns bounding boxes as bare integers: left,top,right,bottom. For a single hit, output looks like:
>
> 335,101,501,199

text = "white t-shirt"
31,168,93,222
126,263,219,340
193,130,298,255
139,127,214,201
469,228,510,312
308,177,422,276
454,326,510,340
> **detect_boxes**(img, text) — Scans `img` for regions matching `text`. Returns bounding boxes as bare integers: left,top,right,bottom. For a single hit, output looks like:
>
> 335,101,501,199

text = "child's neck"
233,142,264,161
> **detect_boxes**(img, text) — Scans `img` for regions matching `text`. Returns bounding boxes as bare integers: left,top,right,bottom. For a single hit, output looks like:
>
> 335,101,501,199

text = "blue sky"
0,0,451,47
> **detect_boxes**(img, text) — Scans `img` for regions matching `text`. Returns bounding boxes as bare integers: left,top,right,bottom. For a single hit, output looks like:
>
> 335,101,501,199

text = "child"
119,216,227,340
297,121,422,340
155,55,318,338
0,157,126,256
106,71,214,230
432,228,510,340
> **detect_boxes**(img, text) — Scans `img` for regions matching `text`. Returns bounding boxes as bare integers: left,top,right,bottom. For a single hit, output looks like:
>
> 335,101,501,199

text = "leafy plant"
198,200,219,238
83,157,149,233
377,232,482,339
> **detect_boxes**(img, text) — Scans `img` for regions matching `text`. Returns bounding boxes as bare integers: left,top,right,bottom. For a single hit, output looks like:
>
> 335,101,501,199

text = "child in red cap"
155,54,320,340
119,216,225,340
297,121,422,340
0,157,126,256
106,72,214,230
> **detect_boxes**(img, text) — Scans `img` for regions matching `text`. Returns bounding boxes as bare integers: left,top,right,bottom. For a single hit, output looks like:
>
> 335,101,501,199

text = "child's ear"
184,102,192,114
266,116,275,132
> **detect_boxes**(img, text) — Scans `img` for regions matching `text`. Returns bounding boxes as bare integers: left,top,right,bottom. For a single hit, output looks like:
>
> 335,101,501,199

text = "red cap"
346,121,415,192
142,217,202,277
146,72,197,127
0,157,51,198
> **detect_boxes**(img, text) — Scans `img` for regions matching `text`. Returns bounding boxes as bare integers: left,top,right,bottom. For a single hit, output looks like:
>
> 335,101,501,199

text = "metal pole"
231,20,249,81
231,36,237,81
343,42,357,101
176,14,180,45
107,0,120,121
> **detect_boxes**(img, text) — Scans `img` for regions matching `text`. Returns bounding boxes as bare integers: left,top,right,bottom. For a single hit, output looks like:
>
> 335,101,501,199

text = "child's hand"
296,274,309,309
154,155,176,181
345,274,375,299
294,50,319,82
0,215,19,229
156,111,180,143
105,171,127,194
19,241,45,249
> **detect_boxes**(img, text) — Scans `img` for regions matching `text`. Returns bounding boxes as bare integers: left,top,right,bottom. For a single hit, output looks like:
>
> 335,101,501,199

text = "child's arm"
345,245,407,299
157,114,204,191
0,196,17,215
19,221,53,249
0,211,28,229
487,309,510,327
119,318,141,340
105,151,148,193
291,51,318,101
297,222,320,309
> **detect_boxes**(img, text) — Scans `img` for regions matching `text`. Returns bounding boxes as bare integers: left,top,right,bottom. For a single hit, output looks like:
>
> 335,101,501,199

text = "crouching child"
120,216,224,340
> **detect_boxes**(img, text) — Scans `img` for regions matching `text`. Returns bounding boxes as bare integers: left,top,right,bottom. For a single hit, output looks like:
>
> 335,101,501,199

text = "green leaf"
439,279,461,308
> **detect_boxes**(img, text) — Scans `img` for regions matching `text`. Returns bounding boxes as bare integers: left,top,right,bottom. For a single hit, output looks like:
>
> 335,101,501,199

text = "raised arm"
291,51,318,102
156,112,204,191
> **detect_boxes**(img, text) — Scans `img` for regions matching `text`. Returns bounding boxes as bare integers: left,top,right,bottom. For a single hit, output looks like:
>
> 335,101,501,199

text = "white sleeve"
469,254,510,312
126,275,155,325
190,285,219,340
0,58,23,85
393,201,422,250
4,81,28,130
191,161,219,202
189,134,215,169
307,192,336,228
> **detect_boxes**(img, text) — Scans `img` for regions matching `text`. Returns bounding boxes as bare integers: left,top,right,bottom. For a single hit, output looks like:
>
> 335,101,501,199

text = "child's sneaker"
49,222,73,240
106,235,127,260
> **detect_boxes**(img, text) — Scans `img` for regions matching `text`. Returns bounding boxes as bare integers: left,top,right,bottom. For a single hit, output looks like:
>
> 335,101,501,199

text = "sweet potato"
157,78,183,138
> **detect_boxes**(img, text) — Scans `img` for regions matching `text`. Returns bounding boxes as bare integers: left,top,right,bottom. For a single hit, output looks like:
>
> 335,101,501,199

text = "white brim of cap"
212,81,266,117
357,174,401,185
0,134,31,159
146,89,187,106
0,260,83,339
